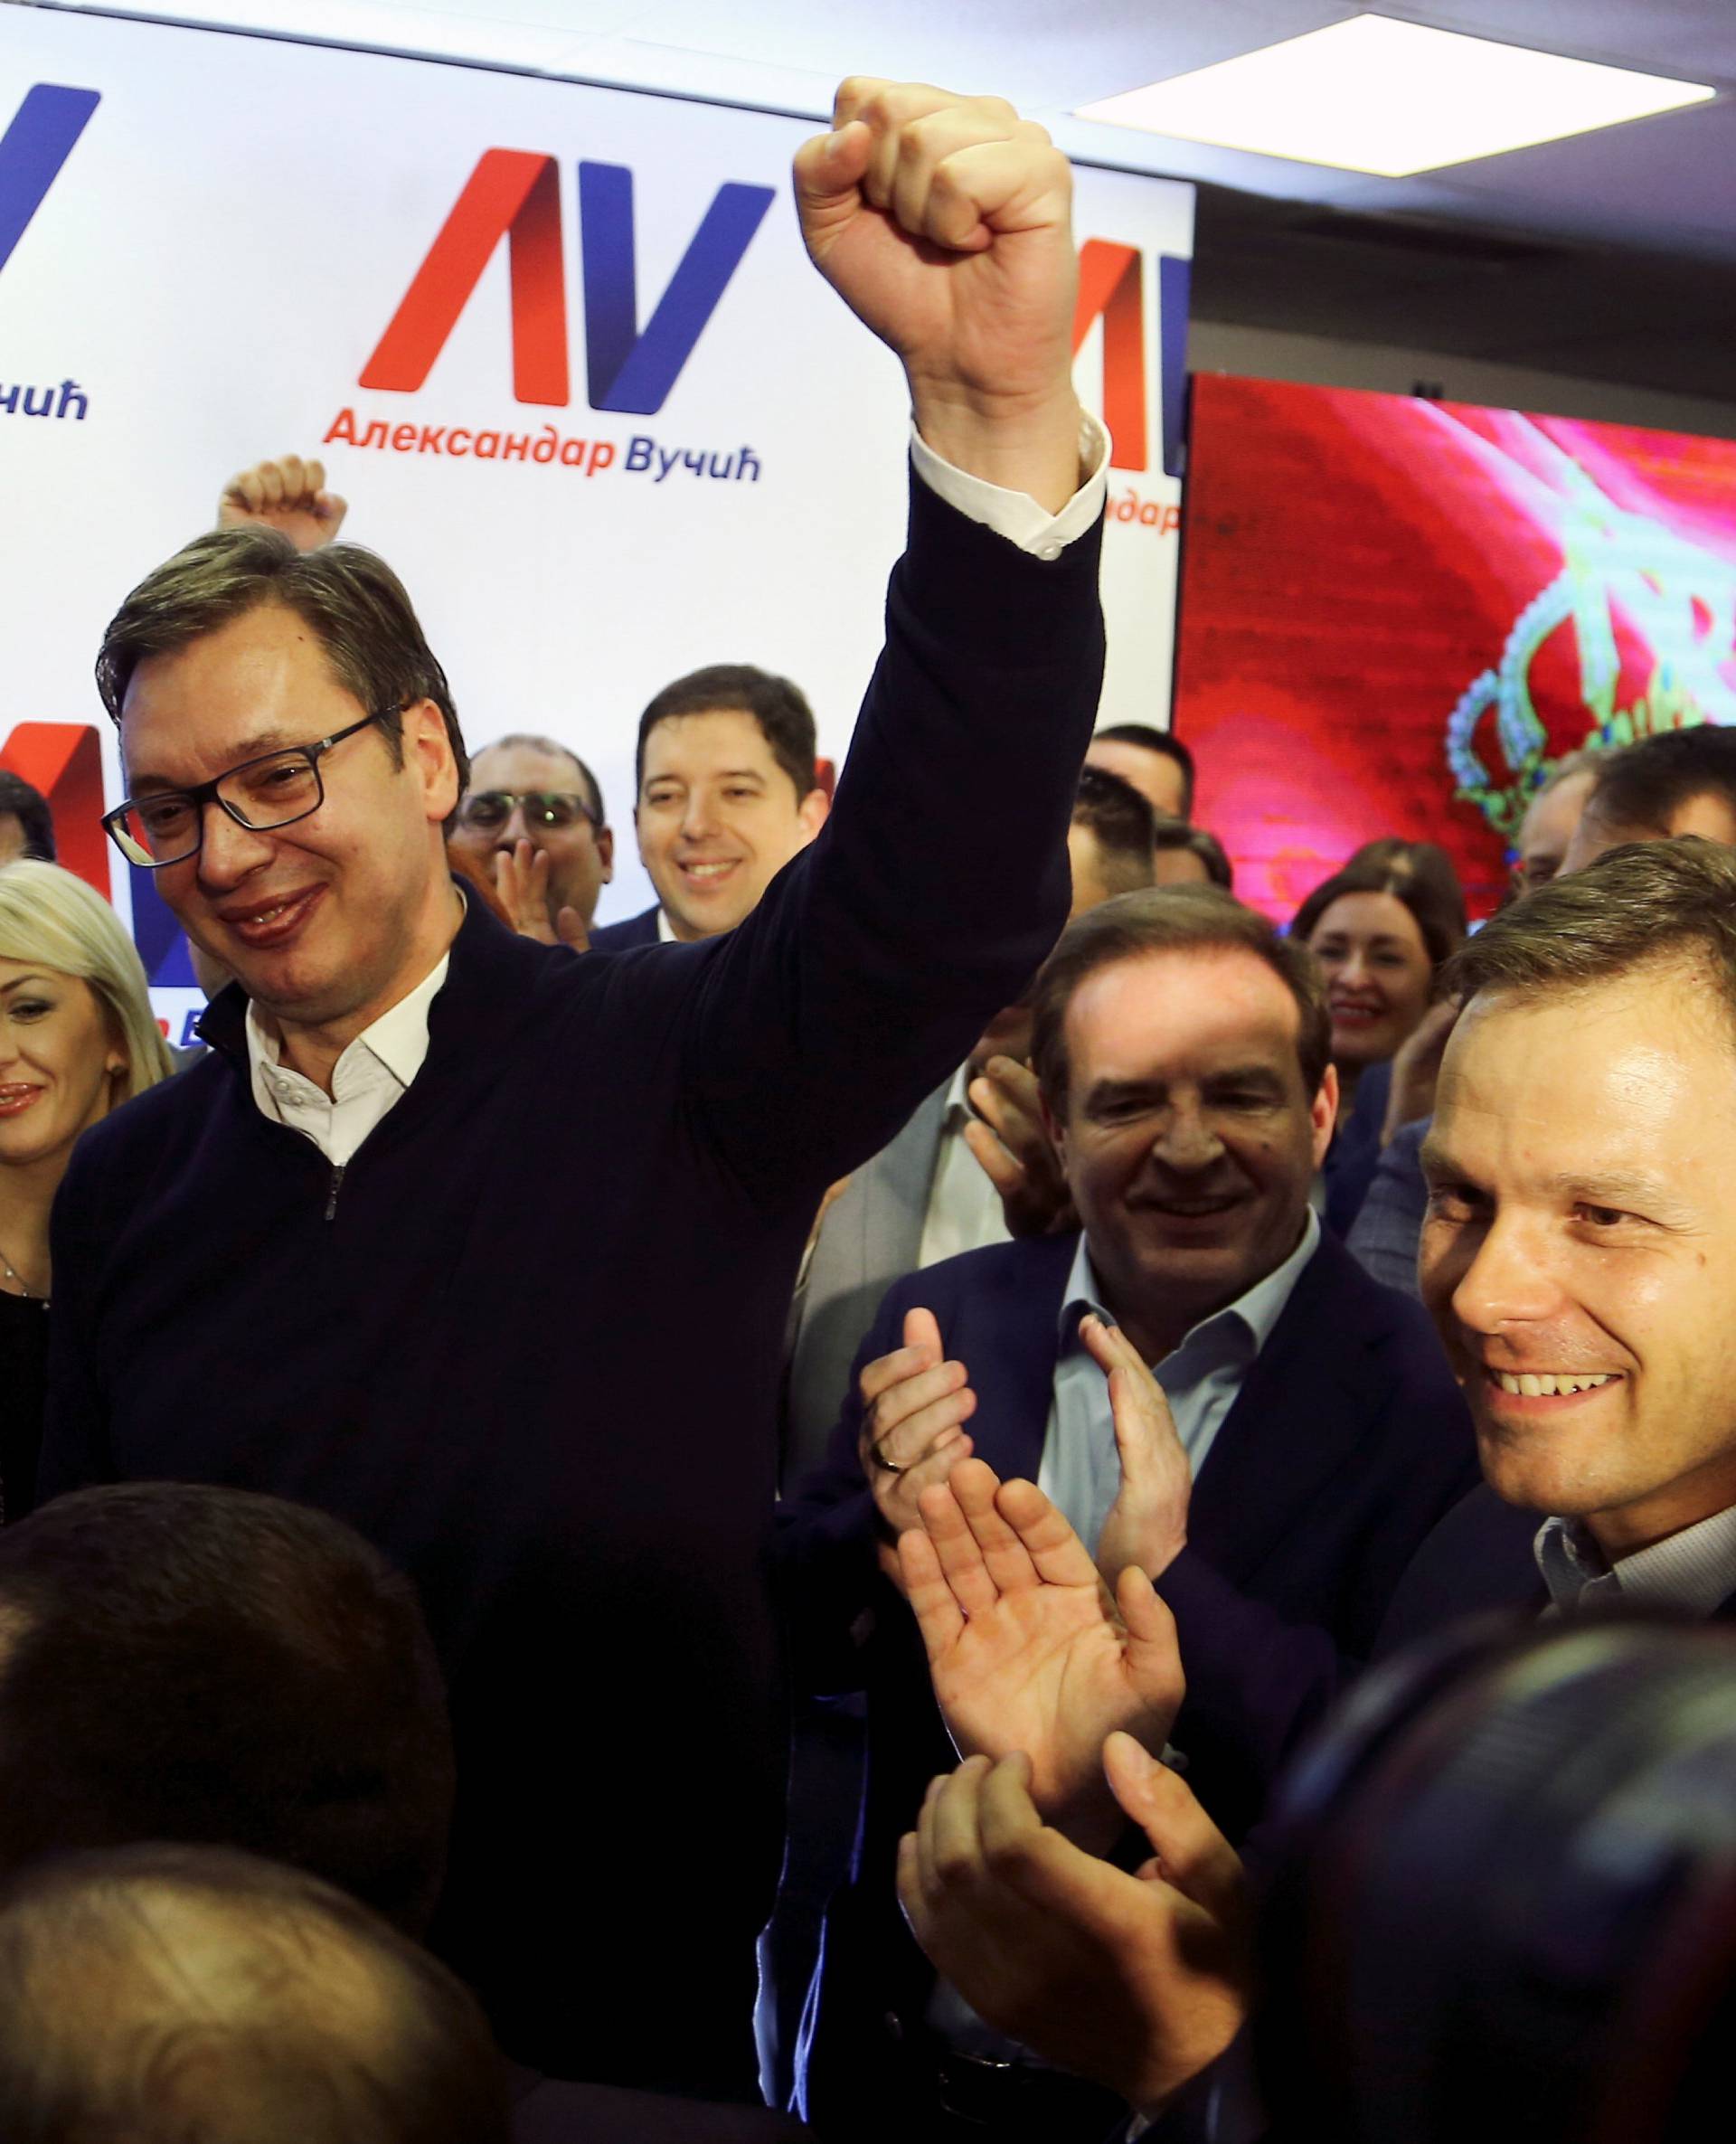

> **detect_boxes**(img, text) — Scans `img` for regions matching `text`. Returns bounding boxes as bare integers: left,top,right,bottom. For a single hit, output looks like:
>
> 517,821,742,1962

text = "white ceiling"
41,1,1736,393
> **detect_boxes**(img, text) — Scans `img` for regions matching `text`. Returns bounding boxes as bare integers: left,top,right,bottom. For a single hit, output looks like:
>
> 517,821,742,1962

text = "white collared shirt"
245,952,448,1168
916,1063,1013,1270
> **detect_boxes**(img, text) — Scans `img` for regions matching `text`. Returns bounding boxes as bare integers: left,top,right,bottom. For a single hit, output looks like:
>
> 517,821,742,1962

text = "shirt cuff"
909,411,1109,560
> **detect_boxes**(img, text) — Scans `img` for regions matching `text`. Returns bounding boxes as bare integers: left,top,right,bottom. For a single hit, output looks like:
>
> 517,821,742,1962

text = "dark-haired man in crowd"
1562,720,1736,869
591,664,829,949
0,772,55,866
1086,722,1194,821
0,1482,452,1931
784,765,1158,1486
42,80,1108,2099
889,836,1736,2141
449,732,614,944
778,886,1476,2135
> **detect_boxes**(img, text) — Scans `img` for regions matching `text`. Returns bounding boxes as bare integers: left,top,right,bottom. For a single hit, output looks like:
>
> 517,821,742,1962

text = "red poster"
1175,376,1736,921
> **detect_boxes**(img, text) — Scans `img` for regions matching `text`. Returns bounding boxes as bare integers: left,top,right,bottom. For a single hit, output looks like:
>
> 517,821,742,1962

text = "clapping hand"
897,1735,1251,2119
900,1459,1183,1847
492,838,589,950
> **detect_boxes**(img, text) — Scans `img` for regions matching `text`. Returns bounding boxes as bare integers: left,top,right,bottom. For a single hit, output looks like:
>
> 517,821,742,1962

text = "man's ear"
797,787,831,844
1311,1062,1339,1169
403,700,459,824
596,826,615,882
1039,1080,1069,1163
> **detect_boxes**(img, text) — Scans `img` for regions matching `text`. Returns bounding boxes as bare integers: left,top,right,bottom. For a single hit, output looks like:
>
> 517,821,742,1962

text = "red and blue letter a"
361,150,569,405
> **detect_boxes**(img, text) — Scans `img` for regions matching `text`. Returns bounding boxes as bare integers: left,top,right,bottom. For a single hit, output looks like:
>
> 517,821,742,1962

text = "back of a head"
1071,764,1157,898
0,1486,452,1935
1583,723,1736,840
0,1844,509,2144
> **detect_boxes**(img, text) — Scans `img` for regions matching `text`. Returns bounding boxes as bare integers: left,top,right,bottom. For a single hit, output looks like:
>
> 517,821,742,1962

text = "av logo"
362,150,773,416
0,85,100,280
1072,239,1190,478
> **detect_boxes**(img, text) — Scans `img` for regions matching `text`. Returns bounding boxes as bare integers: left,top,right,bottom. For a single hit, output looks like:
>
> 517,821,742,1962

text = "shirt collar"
1534,1503,1736,1619
245,949,452,1096
656,907,677,944
1057,1207,1321,1366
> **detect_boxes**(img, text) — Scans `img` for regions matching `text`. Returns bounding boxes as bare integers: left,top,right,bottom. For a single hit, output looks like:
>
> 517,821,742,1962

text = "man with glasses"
448,734,613,944
42,80,1106,2105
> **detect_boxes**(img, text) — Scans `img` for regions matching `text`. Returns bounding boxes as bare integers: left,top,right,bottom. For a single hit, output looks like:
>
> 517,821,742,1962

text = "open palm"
901,1459,1184,1837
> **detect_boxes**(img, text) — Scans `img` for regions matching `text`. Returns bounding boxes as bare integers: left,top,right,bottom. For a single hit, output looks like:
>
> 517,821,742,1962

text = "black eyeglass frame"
455,789,601,835
101,709,398,869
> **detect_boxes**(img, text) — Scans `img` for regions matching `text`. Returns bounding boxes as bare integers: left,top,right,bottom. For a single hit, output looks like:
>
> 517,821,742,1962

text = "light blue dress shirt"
1534,1503,1736,1618
1038,1209,1323,1560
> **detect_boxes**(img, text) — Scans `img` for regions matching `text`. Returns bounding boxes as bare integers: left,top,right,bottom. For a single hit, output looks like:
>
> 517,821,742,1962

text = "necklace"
0,1239,46,1303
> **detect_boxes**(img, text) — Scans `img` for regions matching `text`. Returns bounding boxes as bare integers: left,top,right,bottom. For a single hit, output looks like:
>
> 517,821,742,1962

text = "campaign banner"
0,9,1192,1044
1176,374,1736,922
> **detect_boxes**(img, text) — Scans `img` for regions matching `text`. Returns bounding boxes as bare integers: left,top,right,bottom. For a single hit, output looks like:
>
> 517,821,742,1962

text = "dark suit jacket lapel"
1188,1233,1390,1590
964,1231,1078,1488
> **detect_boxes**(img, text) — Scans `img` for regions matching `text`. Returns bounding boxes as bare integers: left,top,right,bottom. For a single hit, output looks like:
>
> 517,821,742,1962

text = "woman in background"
1292,845,1464,1235
0,860,171,1520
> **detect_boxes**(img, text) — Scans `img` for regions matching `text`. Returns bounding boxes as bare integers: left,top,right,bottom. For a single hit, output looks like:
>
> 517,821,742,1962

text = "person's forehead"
1084,737,1184,810
1067,948,1302,1075
470,741,581,789
120,605,354,782
1521,770,1596,855
1311,890,1424,949
642,707,776,777
1439,974,1736,1178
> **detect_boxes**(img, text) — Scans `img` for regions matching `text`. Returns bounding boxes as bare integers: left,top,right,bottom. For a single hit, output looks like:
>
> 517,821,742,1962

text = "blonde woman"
0,860,171,1519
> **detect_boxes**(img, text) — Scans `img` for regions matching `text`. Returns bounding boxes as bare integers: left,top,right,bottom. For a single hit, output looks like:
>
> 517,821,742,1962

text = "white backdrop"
0,7,1192,1036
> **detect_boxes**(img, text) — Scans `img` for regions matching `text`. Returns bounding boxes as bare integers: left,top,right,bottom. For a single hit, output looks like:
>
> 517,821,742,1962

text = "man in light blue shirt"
779,887,1477,2135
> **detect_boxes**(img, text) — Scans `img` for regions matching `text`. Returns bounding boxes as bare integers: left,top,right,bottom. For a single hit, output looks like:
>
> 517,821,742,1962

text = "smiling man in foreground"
1384,836,1736,1636
38,79,1107,2101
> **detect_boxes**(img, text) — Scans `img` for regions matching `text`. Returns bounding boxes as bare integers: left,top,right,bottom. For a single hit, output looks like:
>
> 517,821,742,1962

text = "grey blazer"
780,1080,951,1488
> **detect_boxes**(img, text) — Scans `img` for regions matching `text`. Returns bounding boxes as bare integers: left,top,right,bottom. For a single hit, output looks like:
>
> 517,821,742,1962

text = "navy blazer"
778,1225,1479,2123
588,902,661,950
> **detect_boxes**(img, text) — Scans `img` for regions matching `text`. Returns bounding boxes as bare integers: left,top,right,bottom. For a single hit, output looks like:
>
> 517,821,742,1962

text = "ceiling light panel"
1075,14,1716,179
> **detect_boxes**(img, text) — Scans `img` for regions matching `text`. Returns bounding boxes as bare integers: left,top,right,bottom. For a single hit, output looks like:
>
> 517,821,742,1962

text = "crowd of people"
2,70,1735,2144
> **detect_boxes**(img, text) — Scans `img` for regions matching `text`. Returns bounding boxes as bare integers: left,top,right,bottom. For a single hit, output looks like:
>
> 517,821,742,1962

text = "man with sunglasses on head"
40,80,1107,2108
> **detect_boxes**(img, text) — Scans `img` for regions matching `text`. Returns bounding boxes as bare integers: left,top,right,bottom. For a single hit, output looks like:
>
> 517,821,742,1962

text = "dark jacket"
39,481,1106,2098
778,1225,1479,2124
588,902,662,951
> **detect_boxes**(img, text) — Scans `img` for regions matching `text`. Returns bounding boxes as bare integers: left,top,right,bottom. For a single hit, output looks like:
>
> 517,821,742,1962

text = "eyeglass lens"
115,752,323,864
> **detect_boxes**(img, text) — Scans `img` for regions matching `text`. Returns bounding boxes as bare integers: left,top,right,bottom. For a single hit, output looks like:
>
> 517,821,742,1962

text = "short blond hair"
0,862,173,1101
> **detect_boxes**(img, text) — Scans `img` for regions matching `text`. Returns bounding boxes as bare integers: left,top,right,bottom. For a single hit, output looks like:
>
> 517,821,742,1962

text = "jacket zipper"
324,1163,346,1223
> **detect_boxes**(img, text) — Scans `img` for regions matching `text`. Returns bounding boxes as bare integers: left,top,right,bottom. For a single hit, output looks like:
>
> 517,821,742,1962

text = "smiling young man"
38,80,1109,2101
590,665,828,949
1381,836,1736,1637
778,886,1476,2133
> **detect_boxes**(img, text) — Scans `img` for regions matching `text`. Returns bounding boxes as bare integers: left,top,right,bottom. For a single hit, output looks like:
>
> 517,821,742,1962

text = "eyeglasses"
456,790,599,835
103,710,395,869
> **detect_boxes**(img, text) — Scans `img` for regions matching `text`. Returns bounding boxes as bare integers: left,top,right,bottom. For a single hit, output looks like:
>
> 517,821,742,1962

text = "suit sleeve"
683,473,1105,1209
35,1138,118,1502
774,1281,918,1696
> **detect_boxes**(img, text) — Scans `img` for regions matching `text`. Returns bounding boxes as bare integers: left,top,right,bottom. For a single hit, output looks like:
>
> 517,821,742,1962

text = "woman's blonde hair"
0,861,174,1102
